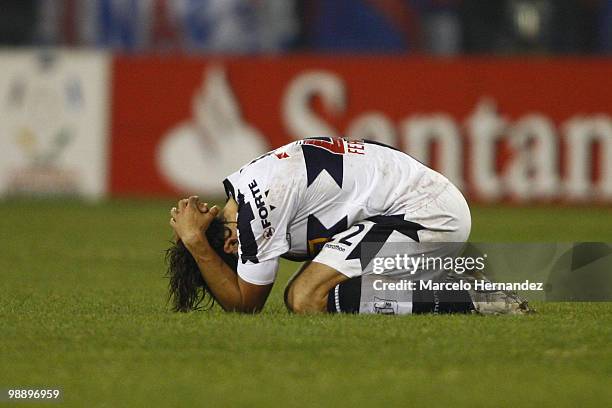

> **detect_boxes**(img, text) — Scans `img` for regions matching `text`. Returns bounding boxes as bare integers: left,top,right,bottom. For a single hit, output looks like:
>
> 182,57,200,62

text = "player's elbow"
220,294,266,314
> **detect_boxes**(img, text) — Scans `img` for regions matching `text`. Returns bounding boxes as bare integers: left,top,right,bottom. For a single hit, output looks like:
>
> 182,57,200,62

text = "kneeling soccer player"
166,136,531,315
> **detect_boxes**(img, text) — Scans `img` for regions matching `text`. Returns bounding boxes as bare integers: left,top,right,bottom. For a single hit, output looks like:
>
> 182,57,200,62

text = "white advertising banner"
0,50,110,199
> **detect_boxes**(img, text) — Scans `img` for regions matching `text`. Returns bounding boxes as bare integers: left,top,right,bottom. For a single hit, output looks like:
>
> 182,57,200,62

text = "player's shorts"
313,182,471,280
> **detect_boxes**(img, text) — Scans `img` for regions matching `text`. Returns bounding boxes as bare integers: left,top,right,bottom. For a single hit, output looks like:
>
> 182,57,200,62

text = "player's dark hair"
165,217,238,312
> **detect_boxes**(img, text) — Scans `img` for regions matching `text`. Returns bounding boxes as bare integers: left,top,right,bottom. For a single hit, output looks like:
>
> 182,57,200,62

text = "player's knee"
285,284,321,314
284,284,296,311
290,293,319,314
285,262,343,314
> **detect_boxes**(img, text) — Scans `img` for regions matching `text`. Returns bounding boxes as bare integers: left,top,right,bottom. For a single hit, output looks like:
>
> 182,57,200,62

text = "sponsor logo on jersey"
323,242,346,252
248,179,272,230
263,227,275,239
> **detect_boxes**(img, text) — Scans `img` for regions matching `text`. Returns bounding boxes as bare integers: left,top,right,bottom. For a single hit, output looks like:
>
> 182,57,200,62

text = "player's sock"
412,288,475,314
326,277,475,314
326,277,362,313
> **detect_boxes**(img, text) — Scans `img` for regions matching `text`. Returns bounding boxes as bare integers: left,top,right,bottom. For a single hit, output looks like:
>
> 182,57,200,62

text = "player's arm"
172,197,273,313
184,236,274,313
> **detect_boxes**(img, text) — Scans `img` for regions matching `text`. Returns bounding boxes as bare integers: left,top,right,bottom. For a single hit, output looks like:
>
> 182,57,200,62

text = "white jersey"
223,137,464,285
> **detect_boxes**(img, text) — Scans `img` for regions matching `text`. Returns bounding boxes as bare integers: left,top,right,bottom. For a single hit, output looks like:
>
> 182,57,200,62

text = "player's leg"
284,219,378,314
284,263,478,315
284,218,424,314
285,184,531,315
285,219,409,314
283,261,311,310
283,261,309,310
284,262,533,315
284,261,349,314
330,275,476,314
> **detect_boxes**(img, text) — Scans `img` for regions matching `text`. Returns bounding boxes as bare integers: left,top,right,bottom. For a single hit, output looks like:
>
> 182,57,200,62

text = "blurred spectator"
299,0,421,52
460,0,601,54
0,0,607,55
0,0,37,45
420,0,462,55
36,0,299,53
600,0,612,52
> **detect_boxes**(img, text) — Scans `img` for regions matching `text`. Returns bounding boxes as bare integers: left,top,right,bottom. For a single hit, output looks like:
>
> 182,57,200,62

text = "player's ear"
222,222,239,255
223,237,239,255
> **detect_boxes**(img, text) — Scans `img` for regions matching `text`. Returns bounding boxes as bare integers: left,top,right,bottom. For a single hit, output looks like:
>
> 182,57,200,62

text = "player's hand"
169,196,219,246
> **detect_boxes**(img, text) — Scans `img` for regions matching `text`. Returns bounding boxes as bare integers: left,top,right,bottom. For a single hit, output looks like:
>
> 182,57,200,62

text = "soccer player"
166,137,530,314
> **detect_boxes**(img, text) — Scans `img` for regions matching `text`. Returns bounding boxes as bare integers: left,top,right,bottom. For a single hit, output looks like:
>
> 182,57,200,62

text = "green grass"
1,200,611,407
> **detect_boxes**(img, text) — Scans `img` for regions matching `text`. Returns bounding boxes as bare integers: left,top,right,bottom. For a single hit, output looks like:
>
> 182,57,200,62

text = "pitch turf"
1,200,611,407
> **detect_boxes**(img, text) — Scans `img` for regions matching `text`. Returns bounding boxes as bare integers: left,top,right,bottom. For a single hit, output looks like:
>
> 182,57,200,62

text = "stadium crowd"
1,0,612,54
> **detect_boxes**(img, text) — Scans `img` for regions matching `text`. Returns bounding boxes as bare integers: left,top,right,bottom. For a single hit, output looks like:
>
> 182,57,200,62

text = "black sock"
327,278,362,313
327,278,475,314
412,288,475,314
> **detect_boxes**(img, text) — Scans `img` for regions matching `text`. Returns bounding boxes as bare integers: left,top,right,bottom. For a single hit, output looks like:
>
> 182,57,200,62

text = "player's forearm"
182,237,245,312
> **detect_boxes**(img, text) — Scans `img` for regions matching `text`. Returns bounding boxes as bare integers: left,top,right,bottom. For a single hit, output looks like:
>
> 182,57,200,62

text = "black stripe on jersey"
237,191,259,264
223,178,235,201
307,214,348,257
301,144,343,188
346,215,425,270
362,139,401,152
281,253,311,262
304,136,332,141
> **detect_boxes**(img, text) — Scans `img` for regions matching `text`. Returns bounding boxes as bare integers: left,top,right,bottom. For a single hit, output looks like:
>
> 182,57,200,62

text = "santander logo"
157,65,612,203
157,66,269,194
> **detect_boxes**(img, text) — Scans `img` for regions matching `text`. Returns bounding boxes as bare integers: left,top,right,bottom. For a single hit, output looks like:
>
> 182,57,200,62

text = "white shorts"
313,182,471,280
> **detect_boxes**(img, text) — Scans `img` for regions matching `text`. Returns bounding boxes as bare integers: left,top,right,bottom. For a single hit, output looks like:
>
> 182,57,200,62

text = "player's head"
166,216,238,312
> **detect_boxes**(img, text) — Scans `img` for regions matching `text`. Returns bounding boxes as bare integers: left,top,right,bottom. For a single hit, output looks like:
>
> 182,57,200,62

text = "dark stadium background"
1,1,611,407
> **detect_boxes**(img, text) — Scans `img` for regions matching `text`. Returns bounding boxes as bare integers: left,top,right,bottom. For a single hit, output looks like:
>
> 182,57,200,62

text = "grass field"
1,200,611,407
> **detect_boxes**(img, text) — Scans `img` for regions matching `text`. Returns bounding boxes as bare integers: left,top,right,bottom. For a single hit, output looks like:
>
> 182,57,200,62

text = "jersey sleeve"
237,258,279,285
233,166,297,284
236,183,295,261
223,170,241,202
